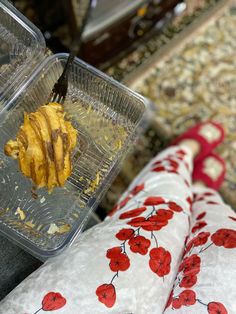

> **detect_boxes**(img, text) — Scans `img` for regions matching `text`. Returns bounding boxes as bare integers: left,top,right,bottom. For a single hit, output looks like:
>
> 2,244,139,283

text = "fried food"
4,102,77,191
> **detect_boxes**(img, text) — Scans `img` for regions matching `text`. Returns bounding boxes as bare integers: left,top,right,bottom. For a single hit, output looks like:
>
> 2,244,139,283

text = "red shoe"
172,121,224,163
192,152,226,190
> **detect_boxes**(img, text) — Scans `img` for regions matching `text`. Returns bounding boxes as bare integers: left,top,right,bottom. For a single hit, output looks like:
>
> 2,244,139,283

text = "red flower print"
152,166,166,172
109,252,130,272
196,212,206,220
186,196,192,206
196,196,205,202
156,209,173,221
229,216,236,222
176,149,186,156
179,254,201,276
144,196,165,206
204,192,215,196
167,169,179,175
109,196,131,216
96,284,116,308
128,216,168,231
211,229,236,248
128,235,151,255
131,183,144,196
153,160,162,166
184,161,189,170
168,159,179,169
186,232,210,253
179,274,197,288
119,207,146,220
165,290,173,309
142,216,168,231
149,259,170,277
207,302,228,314
179,289,196,306
108,206,118,217
207,201,219,205
115,228,134,241
192,221,207,233
42,292,66,311
168,202,183,212
172,298,182,309
127,217,146,228
149,247,171,277
193,232,210,246
119,196,132,209
106,247,122,259
149,248,169,261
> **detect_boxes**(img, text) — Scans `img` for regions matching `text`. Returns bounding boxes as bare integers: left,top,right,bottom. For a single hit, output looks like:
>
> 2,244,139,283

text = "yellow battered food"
4,102,77,191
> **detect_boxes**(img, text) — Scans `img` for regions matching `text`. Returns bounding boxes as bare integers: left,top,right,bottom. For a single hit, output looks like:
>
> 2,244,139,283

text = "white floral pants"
1,146,236,314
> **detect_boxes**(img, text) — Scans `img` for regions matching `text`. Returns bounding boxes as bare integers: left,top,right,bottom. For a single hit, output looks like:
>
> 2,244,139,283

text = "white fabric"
164,187,236,314
0,145,236,314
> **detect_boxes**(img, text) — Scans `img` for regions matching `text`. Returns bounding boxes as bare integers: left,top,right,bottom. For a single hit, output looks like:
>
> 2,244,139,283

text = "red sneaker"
172,121,224,163
192,152,226,190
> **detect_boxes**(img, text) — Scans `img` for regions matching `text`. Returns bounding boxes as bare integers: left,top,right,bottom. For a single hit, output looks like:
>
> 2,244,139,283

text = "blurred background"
12,0,186,68
11,0,236,219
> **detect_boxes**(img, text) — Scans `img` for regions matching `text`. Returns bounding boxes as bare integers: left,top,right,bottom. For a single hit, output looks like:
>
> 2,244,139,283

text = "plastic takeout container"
0,0,146,259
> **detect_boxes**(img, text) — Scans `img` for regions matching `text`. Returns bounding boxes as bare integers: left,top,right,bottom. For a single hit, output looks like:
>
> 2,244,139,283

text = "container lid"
0,0,45,111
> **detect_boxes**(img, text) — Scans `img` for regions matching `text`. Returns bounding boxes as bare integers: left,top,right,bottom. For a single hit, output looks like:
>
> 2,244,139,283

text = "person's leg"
164,186,236,312
0,121,224,314
0,212,100,301
0,144,194,314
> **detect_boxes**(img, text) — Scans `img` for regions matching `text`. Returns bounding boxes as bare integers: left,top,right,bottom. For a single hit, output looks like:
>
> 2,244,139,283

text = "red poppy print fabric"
96,284,116,308
41,292,66,312
93,146,195,312
1,146,236,314
95,148,192,312
0,146,193,313
149,247,172,277
211,229,236,249
164,188,236,313
128,235,151,255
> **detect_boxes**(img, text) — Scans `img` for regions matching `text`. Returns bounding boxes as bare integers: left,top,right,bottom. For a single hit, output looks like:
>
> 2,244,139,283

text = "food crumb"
15,185,19,191
15,207,26,220
37,224,42,231
87,104,92,113
40,196,46,204
25,220,35,228
47,223,59,235
95,172,100,185
58,224,71,234
47,223,71,235
84,171,100,194
115,139,122,150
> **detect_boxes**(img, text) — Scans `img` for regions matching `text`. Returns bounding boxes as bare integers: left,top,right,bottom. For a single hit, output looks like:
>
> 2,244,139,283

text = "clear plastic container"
0,0,146,259
0,0,45,110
